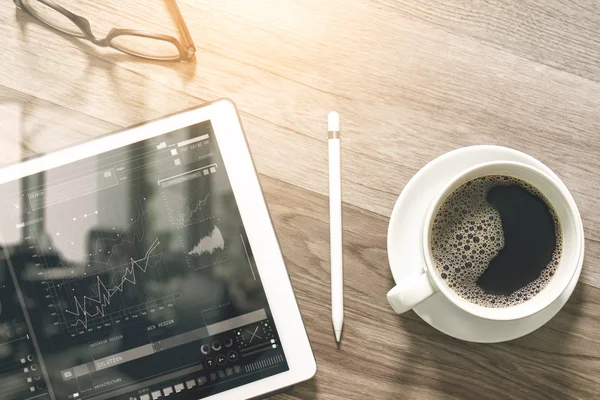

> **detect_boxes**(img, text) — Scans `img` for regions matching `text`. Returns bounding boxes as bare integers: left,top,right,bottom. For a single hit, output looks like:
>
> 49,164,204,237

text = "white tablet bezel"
0,99,316,399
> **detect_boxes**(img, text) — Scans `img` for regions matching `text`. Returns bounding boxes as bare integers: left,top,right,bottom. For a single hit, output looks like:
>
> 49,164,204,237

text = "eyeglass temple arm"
167,0,195,53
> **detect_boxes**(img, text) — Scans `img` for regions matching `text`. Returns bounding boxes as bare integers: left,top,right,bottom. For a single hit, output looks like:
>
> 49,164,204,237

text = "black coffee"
431,175,562,308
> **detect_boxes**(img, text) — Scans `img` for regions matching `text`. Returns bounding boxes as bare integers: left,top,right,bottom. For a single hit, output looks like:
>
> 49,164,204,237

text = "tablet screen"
0,121,289,399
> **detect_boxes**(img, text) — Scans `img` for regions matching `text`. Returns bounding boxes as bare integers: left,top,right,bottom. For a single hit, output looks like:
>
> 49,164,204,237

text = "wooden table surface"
1,0,600,399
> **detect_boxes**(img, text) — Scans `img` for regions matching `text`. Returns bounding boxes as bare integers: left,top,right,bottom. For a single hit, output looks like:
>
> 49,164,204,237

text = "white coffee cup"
387,160,584,321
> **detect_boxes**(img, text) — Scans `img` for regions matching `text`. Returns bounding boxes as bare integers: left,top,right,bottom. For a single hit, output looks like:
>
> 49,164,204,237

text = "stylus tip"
335,330,342,343
328,111,340,133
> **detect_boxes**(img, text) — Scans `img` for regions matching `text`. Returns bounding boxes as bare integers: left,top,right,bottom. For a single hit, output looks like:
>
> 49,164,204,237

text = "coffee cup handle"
387,273,438,314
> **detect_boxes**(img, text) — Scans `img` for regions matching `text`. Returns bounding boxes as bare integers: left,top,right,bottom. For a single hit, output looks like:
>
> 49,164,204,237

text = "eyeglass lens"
23,0,184,60
23,0,85,37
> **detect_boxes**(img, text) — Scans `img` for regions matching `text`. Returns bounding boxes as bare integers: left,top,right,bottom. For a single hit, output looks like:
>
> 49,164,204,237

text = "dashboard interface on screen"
0,121,289,400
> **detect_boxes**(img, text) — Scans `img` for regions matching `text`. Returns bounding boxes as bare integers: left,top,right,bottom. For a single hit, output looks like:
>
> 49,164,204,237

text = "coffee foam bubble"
431,175,562,308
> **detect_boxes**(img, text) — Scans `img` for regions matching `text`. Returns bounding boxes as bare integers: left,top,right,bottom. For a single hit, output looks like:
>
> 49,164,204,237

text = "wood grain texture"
263,176,600,400
0,0,599,398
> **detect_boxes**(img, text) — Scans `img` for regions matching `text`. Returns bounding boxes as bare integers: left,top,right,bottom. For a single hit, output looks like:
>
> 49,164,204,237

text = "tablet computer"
0,99,316,400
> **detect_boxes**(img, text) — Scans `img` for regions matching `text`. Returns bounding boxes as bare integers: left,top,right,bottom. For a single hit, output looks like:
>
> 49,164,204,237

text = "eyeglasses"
14,0,196,62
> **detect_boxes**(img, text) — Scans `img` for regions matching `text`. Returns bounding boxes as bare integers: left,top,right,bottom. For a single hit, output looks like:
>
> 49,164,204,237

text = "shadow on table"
14,9,197,82
393,283,590,400
278,378,318,399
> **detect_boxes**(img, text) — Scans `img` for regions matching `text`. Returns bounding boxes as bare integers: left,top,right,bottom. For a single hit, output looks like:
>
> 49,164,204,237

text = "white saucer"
387,145,584,343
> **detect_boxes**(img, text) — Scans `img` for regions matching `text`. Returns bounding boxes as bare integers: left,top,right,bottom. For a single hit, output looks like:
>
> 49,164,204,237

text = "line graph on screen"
162,182,214,229
174,193,210,229
65,238,162,329
33,198,180,335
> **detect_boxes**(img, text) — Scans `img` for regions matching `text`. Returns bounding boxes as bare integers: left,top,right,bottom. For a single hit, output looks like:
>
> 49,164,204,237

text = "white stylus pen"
328,111,344,343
